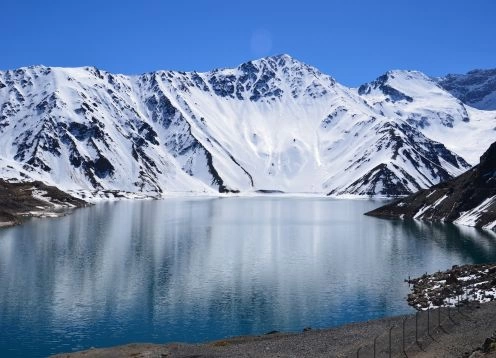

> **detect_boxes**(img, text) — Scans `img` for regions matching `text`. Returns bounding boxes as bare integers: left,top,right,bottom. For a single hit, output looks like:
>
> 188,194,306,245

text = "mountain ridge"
0,55,494,199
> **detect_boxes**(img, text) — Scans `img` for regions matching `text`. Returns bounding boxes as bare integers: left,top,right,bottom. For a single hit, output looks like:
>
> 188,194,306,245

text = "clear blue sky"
2,0,495,86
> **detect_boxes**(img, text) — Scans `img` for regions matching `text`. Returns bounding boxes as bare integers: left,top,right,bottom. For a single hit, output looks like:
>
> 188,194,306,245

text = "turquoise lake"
1,197,496,357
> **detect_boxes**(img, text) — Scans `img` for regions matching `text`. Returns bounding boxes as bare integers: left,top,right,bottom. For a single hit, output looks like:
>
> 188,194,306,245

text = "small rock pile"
465,331,496,357
407,263,496,310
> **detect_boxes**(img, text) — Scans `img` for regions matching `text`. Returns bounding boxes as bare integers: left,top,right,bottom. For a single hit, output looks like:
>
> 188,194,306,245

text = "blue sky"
2,0,495,86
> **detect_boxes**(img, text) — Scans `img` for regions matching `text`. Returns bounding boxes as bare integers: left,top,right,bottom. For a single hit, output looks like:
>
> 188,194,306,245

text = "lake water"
1,197,496,357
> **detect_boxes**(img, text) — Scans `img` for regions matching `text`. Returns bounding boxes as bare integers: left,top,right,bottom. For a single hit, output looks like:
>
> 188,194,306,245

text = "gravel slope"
52,301,496,358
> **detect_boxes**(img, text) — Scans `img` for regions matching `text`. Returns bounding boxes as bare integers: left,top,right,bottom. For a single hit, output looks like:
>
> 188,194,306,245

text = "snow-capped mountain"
358,70,496,165
0,55,494,198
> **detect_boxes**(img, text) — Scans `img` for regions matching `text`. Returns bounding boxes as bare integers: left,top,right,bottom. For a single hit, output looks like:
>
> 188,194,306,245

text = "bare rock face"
365,141,496,231
437,69,496,110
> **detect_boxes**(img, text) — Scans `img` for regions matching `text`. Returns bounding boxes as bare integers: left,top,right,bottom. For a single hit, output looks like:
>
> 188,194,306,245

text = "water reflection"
0,197,495,357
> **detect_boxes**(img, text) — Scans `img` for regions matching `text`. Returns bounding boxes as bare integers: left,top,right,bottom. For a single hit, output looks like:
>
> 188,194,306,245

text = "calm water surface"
1,197,496,357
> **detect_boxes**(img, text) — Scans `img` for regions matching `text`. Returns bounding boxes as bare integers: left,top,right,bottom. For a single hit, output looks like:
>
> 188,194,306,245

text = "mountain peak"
193,54,336,102
262,53,294,61
377,70,431,84
357,70,429,102
237,54,324,76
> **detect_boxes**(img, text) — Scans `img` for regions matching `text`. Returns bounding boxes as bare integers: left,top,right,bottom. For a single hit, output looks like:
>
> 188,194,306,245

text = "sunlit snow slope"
0,55,494,198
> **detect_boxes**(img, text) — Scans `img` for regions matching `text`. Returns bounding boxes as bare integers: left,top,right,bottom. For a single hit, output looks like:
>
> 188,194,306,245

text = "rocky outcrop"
437,69,496,110
406,263,496,310
0,179,87,227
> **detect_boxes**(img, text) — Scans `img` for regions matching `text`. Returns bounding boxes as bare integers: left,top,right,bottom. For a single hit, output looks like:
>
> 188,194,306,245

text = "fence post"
389,325,395,358
374,335,379,358
438,306,441,328
415,311,419,344
357,346,362,358
402,316,408,355
427,308,430,336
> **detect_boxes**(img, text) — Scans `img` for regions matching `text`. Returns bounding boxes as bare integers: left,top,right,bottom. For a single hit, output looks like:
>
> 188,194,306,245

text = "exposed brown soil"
0,179,87,227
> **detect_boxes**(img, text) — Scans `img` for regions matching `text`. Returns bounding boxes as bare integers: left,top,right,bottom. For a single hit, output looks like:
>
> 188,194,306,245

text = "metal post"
389,325,395,358
427,308,430,336
402,317,408,355
374,335,379,358
415,311,419,344
438,306,441,327
357,346,362,358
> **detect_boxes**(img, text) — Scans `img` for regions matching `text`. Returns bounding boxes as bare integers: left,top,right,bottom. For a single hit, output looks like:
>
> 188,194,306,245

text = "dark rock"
93,156,114,179
264,330,279,335
366,141,496,230
358,73,413,102
446,273,459,285
209,74,236,98
482,337,496,353
437,69,496,110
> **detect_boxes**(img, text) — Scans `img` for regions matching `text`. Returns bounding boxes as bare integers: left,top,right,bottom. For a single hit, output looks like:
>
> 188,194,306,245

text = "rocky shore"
53,304,496,357
50,263,496,358
0,179,87,227
407,263,496,310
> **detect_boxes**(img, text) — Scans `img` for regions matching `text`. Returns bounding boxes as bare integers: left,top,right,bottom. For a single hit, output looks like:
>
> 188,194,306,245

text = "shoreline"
4,189,495,236
2,185,495,236
0,180,88,229
53,264,496,357
53,301,496,357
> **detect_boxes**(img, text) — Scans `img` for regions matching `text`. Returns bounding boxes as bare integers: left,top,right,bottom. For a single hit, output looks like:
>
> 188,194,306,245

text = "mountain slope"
0,55,494,198
365,141,496,231
358,70,496,165
0,66,223,196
